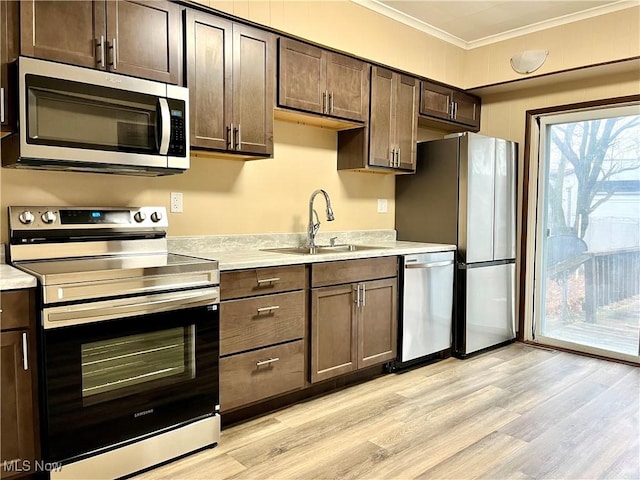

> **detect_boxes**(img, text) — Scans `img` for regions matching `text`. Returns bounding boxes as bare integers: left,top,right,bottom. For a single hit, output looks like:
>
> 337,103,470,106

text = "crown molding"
352,0,639,50
351,0,468,48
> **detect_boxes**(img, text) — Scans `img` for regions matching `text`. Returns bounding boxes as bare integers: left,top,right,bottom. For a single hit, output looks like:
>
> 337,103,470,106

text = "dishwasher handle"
405,260,454,269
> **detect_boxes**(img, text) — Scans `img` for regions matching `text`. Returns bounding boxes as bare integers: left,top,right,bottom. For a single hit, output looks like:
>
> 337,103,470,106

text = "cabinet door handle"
453,101,458,119
22,332,29,371
449,101,454,119
256,357,280,367
227,123,234,150
389,148,395,167
0,87,4,124
329,91,334,113
257,277,280,285
354,284,360,306
257,305,280,314
108,38,117,70
322,91,327,114
235,124,241,150
361,284,366,307
96,35,106,69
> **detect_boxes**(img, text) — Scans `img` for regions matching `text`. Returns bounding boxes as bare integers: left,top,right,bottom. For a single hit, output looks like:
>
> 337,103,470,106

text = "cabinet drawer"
220,340,305,411
311,256,397,287
1,289,33,330
221,265,306,300
220,291,305,356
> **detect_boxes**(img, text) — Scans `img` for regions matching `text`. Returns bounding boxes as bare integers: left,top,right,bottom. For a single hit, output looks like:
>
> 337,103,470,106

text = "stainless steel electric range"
8,206,220,480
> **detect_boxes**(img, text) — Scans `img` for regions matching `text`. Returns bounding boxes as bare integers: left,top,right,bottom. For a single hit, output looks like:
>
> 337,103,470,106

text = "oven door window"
25,75,159,153
43,303,218,463
81,326,195,406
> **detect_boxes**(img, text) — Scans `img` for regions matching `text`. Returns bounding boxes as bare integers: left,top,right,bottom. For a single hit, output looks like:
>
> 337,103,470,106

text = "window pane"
81,326,195,405
538,109,640,359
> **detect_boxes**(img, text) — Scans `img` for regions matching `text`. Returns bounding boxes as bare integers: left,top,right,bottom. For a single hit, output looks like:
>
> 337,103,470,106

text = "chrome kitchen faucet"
307,189,335,249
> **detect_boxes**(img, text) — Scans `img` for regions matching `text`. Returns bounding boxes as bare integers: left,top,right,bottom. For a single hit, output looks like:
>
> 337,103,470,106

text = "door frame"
519,95,640,363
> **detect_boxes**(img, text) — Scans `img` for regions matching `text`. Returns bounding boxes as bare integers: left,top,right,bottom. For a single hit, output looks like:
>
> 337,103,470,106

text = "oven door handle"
42,287,219,329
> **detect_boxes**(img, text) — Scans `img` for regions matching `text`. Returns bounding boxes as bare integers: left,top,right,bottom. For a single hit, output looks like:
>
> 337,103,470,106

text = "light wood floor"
134,343,639,479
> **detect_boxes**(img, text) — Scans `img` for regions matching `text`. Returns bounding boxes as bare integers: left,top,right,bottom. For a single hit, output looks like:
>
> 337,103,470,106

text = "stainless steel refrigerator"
396,132,517,357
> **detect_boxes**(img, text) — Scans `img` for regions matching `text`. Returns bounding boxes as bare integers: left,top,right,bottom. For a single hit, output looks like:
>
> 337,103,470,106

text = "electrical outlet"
170,192,183,213
377,198,388,214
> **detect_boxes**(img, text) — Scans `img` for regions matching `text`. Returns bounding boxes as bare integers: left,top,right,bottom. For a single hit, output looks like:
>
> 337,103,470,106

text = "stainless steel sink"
261,244,387,255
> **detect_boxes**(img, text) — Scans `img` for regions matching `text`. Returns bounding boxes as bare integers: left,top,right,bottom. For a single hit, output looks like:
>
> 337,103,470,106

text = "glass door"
533,104,640,362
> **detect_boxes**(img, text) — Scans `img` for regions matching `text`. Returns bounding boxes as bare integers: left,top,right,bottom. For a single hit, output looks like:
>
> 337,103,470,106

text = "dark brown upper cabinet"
338,66,418,173
278,38,370,123
185,10,275,157
20,0,182,84
420,80,481,131
1,0,18,134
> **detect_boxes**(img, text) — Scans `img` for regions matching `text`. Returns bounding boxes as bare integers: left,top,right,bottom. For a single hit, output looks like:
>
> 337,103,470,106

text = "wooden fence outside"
584,247,640,322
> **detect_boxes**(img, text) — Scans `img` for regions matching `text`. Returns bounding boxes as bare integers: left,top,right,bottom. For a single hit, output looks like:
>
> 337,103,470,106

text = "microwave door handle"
157,98,171,155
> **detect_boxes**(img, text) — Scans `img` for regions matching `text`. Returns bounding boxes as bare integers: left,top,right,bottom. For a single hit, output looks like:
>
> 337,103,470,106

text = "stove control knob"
150,211,163,223
41,211,57,224
18,211,35,224
134,211,146,223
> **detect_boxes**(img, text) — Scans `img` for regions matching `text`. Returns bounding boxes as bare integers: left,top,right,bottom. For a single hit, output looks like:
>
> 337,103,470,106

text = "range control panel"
9,206,169,231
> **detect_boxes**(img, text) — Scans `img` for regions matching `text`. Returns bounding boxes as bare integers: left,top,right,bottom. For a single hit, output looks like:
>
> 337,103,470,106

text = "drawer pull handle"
256,357,280,367
257,277,280,285
257,305,280,314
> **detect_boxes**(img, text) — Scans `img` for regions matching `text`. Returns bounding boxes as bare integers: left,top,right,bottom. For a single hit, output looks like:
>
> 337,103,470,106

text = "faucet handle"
329,236,338,247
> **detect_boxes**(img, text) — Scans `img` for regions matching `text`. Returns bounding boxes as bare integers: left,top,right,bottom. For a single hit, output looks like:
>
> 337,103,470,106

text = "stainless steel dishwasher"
398,251,455,365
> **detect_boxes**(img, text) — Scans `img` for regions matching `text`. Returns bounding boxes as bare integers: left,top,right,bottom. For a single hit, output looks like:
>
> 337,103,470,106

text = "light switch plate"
170,192,183,213
377,198,388,214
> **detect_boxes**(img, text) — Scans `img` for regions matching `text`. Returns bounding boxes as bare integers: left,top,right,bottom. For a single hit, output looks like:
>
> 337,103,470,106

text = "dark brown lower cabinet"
219,265,306,412
357,278,398,369
220,340,305,411
311,284,358,382
310,258,398,383
1,289,38,479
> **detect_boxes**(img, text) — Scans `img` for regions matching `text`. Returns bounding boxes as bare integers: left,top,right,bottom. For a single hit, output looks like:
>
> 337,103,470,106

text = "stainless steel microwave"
2,56,189,176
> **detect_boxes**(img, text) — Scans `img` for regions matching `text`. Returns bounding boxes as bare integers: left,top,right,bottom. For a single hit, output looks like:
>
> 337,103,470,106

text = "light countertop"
0,240,456,289
178,241,456,271
0,264,38,291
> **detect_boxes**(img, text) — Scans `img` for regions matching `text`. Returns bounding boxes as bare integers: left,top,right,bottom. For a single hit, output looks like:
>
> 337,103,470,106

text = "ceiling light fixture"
510,50,549,74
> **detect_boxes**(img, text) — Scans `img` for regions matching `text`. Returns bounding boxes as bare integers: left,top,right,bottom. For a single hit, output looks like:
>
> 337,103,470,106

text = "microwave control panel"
167,98,186,157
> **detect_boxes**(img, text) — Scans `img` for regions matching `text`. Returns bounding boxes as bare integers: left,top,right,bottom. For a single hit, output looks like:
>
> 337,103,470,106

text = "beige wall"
0,121,396,243
478,70,640,147
465,6,640,89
